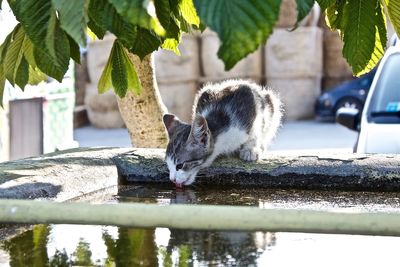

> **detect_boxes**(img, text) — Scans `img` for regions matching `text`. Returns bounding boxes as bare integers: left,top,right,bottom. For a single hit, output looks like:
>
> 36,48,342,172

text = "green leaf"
173,9,192,33
0,65,5,108
14,56,29,89
0,30,13,64
28,65,47,84
108,0,153,30
316,0,335,11
384,0,400,38
169,1,193,34
23,35,37,67
194,0,281,70
165,17,181,40
88,0,136,47
52,0,88,46
15,0,52,49
67,34,81,64
44,11,70,78
13,0,70,80
179,0,200,27
0,25,31,90
45,11,60,58
10,28,47,85
154,0,171,30
342,0,385,75
111,42,128,97
326,0,348,31
87,19,106,40
169,0,180,7
376,4,388,50
195,21,207,32
98,40,142,97
161,14,181,56
162,38,180,55
295,0,315,27
7,0,21,15
98,50,113,94
128,27,162,60
111,41,142,97
3,25,28,86
124,55,142,96
359,2,387,76
34,46,67,81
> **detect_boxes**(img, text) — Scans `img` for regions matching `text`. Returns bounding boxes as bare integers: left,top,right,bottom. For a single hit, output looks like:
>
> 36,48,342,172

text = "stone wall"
200,29,263,84
265,27,323,120
155,35,200,123
320,20,353,91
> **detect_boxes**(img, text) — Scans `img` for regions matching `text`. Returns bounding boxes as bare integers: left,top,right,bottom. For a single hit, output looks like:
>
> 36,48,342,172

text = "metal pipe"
1,199,400,236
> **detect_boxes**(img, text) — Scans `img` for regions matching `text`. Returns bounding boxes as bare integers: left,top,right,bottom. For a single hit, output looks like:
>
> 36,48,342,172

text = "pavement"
74,120,359,152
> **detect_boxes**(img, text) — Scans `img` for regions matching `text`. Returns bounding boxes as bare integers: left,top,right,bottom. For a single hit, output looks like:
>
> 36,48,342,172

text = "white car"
336,36,400,153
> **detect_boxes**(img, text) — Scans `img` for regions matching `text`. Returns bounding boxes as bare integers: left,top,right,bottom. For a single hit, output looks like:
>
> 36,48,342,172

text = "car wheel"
334,97,363,114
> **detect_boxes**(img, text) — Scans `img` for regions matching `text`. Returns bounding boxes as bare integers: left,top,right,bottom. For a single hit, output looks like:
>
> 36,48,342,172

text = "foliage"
102,228,158,266
194,0,281,70
0,0,399,105
326,0,387,76
49,249,71,267
72,238,94,266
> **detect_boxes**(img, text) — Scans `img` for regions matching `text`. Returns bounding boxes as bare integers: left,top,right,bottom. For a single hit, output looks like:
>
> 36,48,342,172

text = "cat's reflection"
170,188,197,204
167,188,276,265
118,185,278,265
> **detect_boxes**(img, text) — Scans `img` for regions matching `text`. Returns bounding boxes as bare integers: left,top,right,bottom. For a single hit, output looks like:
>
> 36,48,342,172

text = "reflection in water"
166,230,266,266
2,186,400,266
1,226,268,266
73,239,95,266
103,228,157,266
1,225,69,266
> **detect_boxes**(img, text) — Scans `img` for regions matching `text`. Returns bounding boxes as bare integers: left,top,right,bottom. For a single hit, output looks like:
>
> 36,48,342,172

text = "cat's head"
163,113,212,186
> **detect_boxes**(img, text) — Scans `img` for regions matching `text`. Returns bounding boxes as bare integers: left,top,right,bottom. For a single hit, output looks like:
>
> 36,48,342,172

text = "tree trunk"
116,54,168,148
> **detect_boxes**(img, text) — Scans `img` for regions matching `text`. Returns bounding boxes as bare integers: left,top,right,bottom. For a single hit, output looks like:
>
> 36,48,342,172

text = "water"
2,186,400,266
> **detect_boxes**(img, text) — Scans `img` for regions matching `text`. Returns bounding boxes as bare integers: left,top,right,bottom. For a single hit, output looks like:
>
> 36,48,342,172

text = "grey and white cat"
163,80,282,187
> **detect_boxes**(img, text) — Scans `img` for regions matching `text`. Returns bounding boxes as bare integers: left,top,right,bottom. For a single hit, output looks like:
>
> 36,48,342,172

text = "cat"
163,79,283,187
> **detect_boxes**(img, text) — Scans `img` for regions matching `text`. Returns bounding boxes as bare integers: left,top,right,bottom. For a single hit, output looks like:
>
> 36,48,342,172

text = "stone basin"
114,149,400,191
1,147,400,203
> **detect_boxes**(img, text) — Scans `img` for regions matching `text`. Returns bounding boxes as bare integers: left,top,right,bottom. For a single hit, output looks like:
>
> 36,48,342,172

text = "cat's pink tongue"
175,183,184,189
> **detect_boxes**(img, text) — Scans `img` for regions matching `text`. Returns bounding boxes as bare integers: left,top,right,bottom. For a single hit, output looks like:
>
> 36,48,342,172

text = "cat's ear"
163,114,181,137
189,115,210,146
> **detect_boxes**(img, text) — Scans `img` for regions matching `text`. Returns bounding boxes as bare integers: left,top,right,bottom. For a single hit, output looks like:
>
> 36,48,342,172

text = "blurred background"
0,0,395,162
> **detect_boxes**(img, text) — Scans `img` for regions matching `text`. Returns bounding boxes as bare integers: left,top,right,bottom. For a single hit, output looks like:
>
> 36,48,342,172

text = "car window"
367,53,400,122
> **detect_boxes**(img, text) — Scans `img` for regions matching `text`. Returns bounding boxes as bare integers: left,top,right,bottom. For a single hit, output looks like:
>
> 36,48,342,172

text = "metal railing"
1,199,400,236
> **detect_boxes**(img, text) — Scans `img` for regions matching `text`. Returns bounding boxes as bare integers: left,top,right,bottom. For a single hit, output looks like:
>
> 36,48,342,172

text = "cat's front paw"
239,148,260,162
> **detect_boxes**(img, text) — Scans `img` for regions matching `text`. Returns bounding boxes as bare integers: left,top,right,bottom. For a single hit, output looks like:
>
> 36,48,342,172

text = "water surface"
2,186,400,266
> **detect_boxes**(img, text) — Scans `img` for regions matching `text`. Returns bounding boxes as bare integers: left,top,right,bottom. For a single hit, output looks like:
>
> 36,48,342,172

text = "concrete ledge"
0,147,129,201
0,147,130,240
1,147,400,200
114,149,400,191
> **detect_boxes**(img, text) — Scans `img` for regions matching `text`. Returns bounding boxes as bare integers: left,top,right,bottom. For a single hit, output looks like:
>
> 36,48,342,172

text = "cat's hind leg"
238,137,261,162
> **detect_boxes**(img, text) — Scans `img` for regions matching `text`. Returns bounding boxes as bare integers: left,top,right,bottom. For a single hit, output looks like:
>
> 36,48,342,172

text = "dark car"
315,68,377,121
